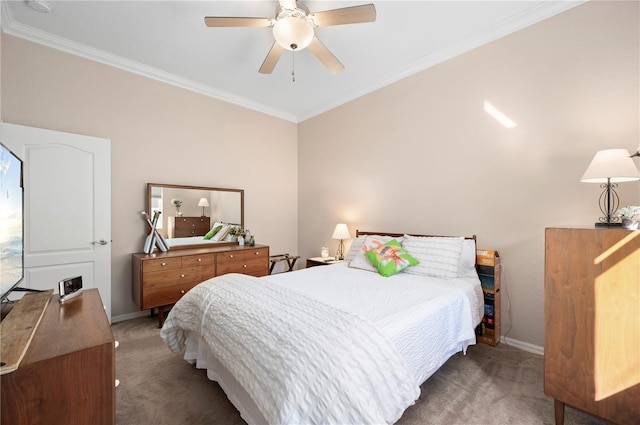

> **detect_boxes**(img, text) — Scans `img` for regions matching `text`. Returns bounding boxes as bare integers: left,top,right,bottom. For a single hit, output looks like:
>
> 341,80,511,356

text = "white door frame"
0,123,112,320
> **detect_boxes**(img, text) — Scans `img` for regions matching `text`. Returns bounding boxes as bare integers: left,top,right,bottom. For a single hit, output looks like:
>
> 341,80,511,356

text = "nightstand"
306,257,343,268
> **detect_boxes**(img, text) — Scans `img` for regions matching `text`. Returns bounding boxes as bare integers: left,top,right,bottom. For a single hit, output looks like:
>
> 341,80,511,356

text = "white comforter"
161,273,420,425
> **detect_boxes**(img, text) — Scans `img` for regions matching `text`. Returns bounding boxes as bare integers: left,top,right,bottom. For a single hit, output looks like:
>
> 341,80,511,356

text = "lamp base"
595,222,622,228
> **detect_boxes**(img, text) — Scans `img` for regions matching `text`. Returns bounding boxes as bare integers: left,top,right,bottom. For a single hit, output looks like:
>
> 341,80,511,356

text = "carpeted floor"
113,317,609,425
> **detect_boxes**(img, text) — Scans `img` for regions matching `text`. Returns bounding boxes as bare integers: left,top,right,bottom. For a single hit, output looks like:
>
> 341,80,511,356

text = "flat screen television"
0,143,24,301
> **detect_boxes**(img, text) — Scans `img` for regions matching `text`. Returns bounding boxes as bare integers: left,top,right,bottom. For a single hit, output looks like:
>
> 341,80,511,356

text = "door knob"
92,239,108,245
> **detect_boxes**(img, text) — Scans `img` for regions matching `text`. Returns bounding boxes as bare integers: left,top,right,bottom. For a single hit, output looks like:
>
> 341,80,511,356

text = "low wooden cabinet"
132,244,269,325
544,227,640,425
1,289,115,425
172,216,210,238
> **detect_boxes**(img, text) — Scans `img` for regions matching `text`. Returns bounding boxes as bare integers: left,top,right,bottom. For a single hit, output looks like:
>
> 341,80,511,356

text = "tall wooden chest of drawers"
132,244,269,325
544,228,639,425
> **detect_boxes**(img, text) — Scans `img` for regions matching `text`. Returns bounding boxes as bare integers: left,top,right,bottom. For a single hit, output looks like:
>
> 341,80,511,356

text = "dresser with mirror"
132,183,269,326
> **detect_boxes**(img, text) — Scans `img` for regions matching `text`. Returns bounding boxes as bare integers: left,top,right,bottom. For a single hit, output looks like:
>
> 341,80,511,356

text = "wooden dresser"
132,244,269,325
1,289,115,425
544,228,639,425
172,216,210,238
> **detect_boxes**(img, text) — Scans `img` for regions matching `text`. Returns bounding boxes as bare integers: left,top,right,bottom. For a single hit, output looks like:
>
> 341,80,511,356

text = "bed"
161,231,484,424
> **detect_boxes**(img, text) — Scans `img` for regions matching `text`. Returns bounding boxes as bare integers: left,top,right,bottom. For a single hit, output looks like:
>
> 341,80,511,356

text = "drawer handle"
161,262,166,266
180,290,185,294
254,251,260,256
197,258,202,262
229,254,234,259
180,274,185,278
243,264,247,268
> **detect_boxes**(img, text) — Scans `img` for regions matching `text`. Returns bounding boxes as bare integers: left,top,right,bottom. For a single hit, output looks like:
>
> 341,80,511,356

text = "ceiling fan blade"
311,4,376,27
204,16,272,27
259,42,285,74
307,37,344,75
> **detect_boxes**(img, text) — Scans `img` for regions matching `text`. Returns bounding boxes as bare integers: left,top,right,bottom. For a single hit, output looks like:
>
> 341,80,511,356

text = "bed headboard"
356,230,476,242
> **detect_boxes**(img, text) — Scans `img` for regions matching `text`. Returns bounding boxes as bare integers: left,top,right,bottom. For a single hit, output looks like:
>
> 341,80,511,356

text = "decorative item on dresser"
132,244,269,327
544,227,640,425
172,216,210,238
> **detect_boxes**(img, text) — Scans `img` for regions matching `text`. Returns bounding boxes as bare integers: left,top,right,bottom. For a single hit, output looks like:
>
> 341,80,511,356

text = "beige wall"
1,35,298,318
298,1,639,349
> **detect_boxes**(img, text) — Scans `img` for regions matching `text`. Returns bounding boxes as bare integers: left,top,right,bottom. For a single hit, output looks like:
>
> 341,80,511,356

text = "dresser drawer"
244,247,269,261
217,251,245,263
143,282,200,309
217,255,268,276
142,257,182,273
144,265,214,289
218,247,269,262
182,253,216,268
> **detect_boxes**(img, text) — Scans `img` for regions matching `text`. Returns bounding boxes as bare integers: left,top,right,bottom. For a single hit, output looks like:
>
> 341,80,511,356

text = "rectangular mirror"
147,183,244,250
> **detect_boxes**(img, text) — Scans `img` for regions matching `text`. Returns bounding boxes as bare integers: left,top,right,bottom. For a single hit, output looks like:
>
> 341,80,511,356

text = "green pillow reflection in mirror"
204,225,223,240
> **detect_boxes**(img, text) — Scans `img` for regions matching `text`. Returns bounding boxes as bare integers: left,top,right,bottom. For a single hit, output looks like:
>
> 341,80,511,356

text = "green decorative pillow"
364,239,419,277
203,225,223,240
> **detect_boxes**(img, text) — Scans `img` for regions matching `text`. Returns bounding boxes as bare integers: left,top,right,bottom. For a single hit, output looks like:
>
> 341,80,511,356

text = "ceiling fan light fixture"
273,17,314,51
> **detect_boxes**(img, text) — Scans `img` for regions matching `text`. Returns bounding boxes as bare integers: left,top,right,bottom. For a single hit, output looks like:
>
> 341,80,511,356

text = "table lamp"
581,148,640,226
332,223,351,260
198,198,210,217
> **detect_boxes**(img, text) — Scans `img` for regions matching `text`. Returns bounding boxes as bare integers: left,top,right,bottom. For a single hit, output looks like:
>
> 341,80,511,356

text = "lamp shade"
198,198,210,207
332,223,351,240
581,149,640,183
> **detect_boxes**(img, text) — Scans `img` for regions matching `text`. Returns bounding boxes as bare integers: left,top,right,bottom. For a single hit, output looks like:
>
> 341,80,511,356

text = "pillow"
344,236,366,262
364,239,419,277
210,224,231,242
203,225,223,240
458,238,478,277
348,235,396,272
401,235,464,278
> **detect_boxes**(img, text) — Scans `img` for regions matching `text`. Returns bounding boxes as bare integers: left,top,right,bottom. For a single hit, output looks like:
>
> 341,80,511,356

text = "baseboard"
501,336,544,356
111,310,149,324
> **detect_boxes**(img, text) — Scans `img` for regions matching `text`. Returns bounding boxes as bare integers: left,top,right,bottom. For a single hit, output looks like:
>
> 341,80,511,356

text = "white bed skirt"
185,331,268,425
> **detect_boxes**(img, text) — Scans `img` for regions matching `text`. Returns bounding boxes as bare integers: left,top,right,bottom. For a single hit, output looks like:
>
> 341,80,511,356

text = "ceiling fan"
204,1,376,75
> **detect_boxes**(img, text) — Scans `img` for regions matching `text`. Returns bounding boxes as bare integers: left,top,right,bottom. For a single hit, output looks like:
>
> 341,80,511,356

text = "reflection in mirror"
147,183,244,250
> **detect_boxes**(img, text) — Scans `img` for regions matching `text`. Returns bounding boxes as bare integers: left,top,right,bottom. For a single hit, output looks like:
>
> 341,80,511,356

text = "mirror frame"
147,183,244,250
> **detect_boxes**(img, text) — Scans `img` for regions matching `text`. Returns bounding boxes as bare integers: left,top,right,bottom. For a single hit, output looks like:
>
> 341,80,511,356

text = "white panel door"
0,123,112,320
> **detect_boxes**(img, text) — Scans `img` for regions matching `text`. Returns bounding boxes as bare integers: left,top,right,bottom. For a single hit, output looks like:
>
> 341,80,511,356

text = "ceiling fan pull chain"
291,50,296,82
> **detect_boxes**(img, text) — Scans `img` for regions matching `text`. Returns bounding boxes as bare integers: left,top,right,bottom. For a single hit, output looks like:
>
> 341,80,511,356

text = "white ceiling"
1,0,584,122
